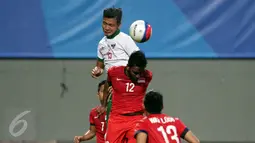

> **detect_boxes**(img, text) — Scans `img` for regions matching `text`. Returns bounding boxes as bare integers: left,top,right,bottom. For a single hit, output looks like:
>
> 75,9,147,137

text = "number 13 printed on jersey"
157,125,180,143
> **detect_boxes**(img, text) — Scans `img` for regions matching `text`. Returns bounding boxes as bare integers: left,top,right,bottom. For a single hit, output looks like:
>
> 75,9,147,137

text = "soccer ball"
129,20,152,43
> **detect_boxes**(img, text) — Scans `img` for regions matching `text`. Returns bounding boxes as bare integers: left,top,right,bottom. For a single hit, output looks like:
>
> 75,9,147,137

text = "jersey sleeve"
175,118,189,139
89,110,95,126
124,36,140,56
97,43,104,62
134,119,148,138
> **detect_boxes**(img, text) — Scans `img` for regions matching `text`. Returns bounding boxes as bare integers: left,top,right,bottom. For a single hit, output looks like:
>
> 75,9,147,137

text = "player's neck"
106,29,120,39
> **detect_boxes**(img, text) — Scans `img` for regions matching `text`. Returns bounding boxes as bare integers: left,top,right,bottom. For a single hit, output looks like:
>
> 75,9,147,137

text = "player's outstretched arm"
183,130,200,143
96,58,105,70
74,125,96,143
135,132,147,143
92,43,105,79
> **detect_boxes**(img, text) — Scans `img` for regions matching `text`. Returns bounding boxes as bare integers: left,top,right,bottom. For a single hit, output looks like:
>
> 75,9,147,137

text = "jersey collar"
106,29,120,39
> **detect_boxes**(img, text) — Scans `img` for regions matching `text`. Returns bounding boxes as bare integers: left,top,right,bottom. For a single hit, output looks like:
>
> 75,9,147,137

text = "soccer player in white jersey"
91,7,139,76
90,7,140,125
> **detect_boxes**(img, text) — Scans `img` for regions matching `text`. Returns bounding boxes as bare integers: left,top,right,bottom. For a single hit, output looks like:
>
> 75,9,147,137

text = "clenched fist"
74,136,83,143
91,66,103,78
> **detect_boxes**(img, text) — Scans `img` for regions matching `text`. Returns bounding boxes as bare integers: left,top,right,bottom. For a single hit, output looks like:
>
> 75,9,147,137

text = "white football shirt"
97,30,140,72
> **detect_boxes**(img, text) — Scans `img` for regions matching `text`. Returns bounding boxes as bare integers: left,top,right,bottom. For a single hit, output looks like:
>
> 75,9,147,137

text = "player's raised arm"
97,44,105,69
91,44,105,78
96,58,104,69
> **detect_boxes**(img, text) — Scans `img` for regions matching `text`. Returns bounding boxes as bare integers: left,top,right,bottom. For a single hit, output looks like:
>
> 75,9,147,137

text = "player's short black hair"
103,7,122,24
144,90,163,114
127,50,147,68
98,80,106,92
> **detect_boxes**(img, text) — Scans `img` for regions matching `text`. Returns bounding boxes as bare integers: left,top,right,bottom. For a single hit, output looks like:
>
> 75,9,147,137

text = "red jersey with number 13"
108,66,152,115
135,114,189,143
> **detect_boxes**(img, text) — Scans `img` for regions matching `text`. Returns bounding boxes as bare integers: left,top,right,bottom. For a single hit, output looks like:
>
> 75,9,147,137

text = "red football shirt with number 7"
89,107,106,143
107,66,153,116
134,114,190,143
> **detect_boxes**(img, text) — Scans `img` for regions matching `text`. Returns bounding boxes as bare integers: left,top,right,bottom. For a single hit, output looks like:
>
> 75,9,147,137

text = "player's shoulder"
173,117,182,122
163,114,182,122
161,113,173,118
118,32,134,41
90,106,100,115
98,36,107,45
119,32,130,38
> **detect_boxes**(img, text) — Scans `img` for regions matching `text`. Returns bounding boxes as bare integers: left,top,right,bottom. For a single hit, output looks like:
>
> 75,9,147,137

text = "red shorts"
105,114,144,143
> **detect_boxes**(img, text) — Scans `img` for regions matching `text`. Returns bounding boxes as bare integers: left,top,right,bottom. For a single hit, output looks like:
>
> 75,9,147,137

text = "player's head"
126,50,147,82
102,7,122,37
97,80,106,104
143,90,163,114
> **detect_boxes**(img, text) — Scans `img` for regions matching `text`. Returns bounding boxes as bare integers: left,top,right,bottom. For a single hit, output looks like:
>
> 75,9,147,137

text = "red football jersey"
89,106,106,143
107,66,152,115
134,114,189,143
